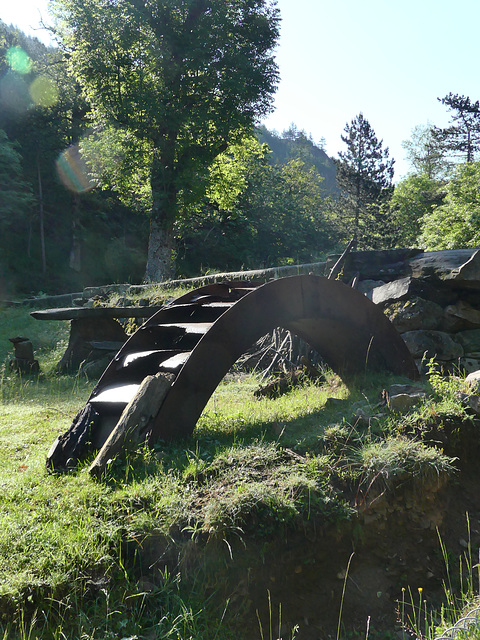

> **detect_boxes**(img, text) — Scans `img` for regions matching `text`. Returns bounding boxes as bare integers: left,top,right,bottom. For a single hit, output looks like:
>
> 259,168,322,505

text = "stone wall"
334,248,480,374
15,247,480,376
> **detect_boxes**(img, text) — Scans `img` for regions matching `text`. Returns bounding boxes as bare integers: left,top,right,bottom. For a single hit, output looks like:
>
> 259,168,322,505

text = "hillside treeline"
0,21,340,296
0,20,477,297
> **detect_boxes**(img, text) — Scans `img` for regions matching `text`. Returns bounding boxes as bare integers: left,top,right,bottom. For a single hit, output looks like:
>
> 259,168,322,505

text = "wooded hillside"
0,20,338,297
3,13,480,299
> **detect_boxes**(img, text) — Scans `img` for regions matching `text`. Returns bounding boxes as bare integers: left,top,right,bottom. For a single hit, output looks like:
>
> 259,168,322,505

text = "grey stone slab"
402,330,464,361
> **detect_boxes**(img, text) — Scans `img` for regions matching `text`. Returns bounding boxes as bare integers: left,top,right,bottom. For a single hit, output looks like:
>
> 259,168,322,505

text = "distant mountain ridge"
257,124,337,194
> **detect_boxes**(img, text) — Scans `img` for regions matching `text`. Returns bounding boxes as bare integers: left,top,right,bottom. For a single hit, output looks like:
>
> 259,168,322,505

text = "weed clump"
358,436,456,489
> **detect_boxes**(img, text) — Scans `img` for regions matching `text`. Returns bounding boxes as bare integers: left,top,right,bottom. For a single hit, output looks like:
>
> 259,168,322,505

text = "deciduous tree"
402,123,451,180
419,162,480,249
175,136,334,274
52,0,280,281
387,173,446,248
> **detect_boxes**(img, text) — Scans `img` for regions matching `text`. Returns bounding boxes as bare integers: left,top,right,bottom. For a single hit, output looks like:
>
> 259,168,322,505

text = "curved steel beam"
147,275,418,444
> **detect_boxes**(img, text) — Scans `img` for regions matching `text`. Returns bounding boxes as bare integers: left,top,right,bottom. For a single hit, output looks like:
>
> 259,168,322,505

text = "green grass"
0,375,224,638
0,307,70,374
0,304,477,638
106,282,197,307
358,436,456,488
0,368,460,638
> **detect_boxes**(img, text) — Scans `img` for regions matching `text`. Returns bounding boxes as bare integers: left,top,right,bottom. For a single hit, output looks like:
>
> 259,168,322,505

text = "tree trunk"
69,197,82,272
146,144,177,282
37,157,46,274
145,218,175,282
354,172,361,244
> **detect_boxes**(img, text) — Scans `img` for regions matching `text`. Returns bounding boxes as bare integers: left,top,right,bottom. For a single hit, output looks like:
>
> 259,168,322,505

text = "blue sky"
264,0,480,178
2,0,480,179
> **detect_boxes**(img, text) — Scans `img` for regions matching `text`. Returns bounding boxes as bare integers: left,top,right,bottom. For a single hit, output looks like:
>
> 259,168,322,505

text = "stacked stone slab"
331,248,480,374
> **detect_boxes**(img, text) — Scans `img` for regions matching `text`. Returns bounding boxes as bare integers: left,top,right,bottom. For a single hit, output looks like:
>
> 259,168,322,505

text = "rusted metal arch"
47,275,418,471
146,275,417,443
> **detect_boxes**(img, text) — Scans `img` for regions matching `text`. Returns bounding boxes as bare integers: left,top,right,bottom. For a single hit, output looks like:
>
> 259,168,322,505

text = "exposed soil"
134,420,480,640
213,471,480,639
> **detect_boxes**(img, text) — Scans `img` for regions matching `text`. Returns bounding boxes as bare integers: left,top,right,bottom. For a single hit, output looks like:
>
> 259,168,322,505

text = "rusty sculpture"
46,276,418,472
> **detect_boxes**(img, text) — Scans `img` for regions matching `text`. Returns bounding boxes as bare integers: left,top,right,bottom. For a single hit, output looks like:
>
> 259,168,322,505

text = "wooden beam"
89,372,174,477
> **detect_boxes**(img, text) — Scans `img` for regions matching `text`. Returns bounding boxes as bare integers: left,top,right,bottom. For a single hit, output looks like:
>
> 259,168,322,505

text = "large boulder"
383,297,444,333
401,330,464,361
371,277,457,307
356,279,385,298
343,249,422,281
408,249,480,288
465,369,480,392
454,329,480,354
327,248,421,281
334,248,480,289
445,301,480,327
458,357,480,375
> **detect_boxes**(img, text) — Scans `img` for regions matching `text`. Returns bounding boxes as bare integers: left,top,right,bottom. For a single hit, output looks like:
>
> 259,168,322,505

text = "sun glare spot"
6,47,33,75
30,76,59,107
56,145,96,193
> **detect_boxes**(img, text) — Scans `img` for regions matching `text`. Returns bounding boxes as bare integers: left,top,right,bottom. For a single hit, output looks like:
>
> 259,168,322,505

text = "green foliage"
335,113,395,248
419,161,480,249
0,92,35,295
402,123,452,180
387,172,446,247
0,130,34,249
257,123,337,193
206,136,269,213
0,20,149,296
176,135,335,275
81,124,153,214
52,0,281,280
1,17,339,294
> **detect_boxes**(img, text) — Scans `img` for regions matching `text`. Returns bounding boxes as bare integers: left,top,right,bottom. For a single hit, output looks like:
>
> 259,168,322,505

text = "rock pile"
333,248,480,374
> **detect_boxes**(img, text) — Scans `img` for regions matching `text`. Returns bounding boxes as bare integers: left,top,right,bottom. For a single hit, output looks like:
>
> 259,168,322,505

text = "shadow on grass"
97,392,361,486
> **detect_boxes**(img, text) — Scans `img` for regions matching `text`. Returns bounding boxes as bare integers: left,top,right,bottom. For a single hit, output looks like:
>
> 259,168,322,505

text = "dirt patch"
228,472,479,639
137,459,480,639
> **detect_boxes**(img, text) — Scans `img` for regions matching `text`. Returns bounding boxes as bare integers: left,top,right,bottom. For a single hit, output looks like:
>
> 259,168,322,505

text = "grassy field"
0,303,478,639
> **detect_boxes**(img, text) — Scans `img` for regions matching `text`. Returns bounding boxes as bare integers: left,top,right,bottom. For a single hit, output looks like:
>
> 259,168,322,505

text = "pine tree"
434,93,480,163
335,113,394,248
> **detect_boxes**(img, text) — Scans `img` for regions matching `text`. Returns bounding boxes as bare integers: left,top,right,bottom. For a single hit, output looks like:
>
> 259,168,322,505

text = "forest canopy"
1,15,480,298
51,0,281,283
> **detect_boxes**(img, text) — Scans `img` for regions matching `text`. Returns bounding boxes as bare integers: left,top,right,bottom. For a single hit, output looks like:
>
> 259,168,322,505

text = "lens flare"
30,76,59,107
6,47,32,75
56,145,95,193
